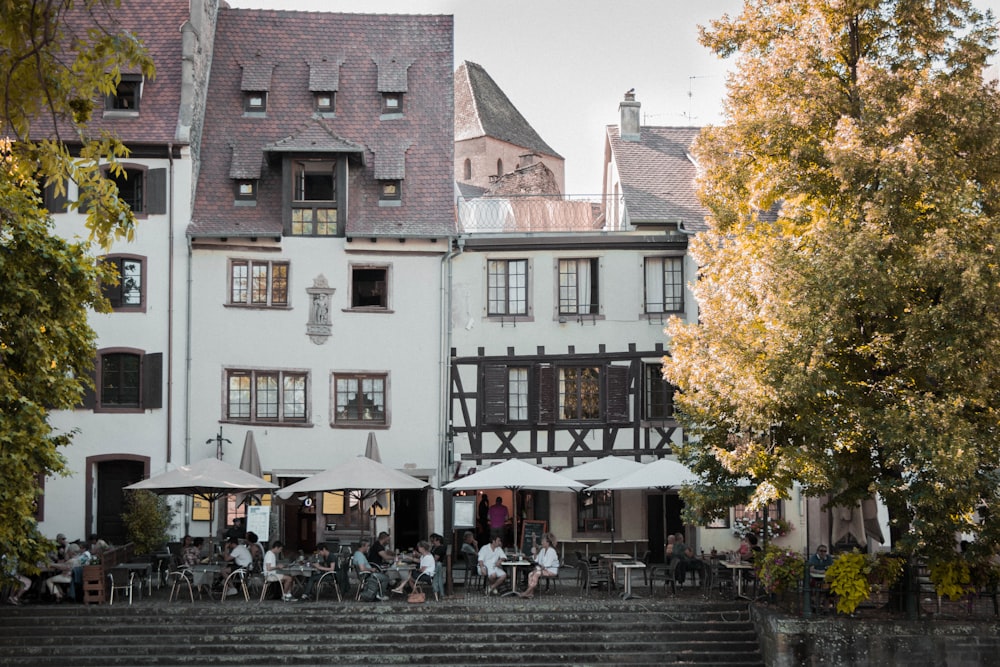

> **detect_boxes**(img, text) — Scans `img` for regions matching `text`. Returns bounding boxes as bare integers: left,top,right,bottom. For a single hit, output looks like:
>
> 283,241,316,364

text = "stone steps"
0,598,764,666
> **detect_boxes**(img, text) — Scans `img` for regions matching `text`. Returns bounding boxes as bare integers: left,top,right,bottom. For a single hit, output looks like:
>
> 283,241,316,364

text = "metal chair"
166,565,195,603
352,563,373,601
108,568,134,605
221,567,250,602
463,552,484,592
648,558,679,595
314,570,342,602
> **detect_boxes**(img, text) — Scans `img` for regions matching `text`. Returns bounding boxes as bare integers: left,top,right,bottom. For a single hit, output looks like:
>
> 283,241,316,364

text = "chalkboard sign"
520,520,547,556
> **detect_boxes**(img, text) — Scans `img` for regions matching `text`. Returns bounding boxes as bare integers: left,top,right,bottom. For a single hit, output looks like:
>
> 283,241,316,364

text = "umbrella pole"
610,491,616,552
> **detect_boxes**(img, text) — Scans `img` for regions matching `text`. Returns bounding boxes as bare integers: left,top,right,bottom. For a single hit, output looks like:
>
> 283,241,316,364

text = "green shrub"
121,490,172,555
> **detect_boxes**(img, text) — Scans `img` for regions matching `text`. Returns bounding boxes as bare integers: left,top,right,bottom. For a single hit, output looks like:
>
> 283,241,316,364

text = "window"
463,158,472,180
334,373,387,425
559,367,601,420
234,180,257,202
643,363,675,421
101,255,145,310
379,180,401,202
87,349,162,412
350,266,388,309
244,91,267,112
290,159,337,236
110,168,144,213
507,367,529,421
315,92,334,112
381,92,403,114
496,158,503,176
644,256,684,313
558,258,599,315
577,490,613,533
105,74,141,111
226,369,308,424
229,259,288,307
487,259,528,316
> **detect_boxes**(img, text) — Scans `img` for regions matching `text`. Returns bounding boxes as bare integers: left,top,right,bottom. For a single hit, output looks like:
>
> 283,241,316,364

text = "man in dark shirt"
369,531,393,568
300,542,337,601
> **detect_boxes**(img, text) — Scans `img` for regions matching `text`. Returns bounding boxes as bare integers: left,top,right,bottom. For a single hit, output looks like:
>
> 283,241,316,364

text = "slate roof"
27,0,188,145
606,125,708,232
190,10,455,238
454,61,561,159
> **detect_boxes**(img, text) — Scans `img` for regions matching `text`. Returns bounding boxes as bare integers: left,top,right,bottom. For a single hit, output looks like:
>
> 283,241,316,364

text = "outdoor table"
500,560,532,597
277,564,315,596
189,564,222,597
722,560,753,598
599,554,631,592
613,561,646,600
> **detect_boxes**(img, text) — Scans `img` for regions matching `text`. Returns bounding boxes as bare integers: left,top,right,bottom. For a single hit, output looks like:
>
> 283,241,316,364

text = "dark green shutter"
146,168,167,215
482,364,508,425
605,364,631,423
143,352,163,409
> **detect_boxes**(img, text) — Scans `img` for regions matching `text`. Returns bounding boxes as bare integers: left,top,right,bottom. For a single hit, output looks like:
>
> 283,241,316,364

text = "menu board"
246,505,270,542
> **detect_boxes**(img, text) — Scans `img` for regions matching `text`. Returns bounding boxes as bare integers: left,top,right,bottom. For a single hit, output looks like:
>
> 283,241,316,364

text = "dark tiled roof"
240,62,274,91
27,0,188,145
308,58,344,91
606,125,708,232
454,61,561,159
190,10,455,238
375,57,413,92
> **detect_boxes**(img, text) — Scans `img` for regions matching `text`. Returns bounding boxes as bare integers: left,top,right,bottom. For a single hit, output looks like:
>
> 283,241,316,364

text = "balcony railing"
457,194,619,233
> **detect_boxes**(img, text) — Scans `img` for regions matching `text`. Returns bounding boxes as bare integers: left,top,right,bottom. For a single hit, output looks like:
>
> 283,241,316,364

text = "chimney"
619,90,640,142
518,152,538,168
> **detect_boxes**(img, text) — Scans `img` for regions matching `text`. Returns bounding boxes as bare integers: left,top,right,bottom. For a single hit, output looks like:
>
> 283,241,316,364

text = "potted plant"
754,545,805,604
121,489,173,556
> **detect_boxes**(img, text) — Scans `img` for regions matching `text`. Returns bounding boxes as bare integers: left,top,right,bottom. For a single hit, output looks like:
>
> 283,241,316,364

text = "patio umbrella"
125,457,278,538
234,430,263,507
443,459,585,552
564,457,645,550
276,456,428,535
587,458,697,492
362,432,390,534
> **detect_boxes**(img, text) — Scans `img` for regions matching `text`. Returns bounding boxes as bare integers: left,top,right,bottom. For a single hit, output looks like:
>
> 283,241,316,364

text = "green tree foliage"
121,490,172,555
0,0,153,573
664,0,1000,562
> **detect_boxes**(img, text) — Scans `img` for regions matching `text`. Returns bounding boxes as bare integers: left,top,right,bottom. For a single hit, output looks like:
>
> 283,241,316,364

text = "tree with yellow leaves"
0,1,153,570
665,0,1000,563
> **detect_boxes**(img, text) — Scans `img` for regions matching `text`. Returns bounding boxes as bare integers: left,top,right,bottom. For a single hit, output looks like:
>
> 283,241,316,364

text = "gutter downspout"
437,234,463,533
166,144,175,465
182,234,194,535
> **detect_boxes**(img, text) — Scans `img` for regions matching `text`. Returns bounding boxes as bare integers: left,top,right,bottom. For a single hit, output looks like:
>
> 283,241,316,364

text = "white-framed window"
101,255,145,311
226,369,308,424
229,259,289,307
558,258,599,316
644,256,684,314
487,258,528,316
334,373,387,426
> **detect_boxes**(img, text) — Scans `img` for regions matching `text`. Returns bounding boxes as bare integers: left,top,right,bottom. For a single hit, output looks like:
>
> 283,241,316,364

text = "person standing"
477,493,490,546
487,496,509,542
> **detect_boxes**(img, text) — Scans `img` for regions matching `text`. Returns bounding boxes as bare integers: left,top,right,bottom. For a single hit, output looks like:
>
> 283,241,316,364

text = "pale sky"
227,0,1000,194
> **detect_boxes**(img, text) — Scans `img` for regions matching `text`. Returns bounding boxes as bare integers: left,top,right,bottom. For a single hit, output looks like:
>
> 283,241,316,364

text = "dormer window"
379,180,401,202
381,92,403,115
234,179,257,203
290,158,338,236
244,91,267,113
315,92,335,113
105,74,142,112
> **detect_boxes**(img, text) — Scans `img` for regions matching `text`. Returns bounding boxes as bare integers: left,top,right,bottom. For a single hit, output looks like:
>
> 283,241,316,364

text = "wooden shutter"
482,364,508,425
605,364,631,423
146,168,167,215
43,181,68,213
535,364,556,424
143,352,163,409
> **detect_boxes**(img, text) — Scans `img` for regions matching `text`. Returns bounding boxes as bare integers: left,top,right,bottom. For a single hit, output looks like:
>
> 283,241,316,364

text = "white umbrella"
564,457,645,549
125,457,278,539
234,430,263,507
588,458,697,491
443,459,585,551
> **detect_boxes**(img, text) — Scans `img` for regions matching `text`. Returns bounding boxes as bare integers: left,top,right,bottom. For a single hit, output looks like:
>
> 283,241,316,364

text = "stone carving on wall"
306,275,336,344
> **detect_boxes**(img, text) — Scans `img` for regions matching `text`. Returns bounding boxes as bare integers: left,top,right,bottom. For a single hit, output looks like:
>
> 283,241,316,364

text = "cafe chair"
352,563,373,601
648,559,679,596
108,568,135,605
639,550,653,586
166,565,195,603
462,552,484,592
576,558,610,595
314,570,342,602
221,567,251,602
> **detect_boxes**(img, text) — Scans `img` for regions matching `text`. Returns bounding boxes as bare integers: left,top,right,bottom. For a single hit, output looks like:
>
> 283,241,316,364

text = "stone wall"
754,606,1000,666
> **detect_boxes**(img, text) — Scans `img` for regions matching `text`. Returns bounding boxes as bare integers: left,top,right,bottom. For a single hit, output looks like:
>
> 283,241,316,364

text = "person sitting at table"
299,542,337,601
478,535,507,595
665,534,676,563
181,536,203,567
53,533,68,562
808,544,833,575
460,531,478,558
44,543,84,602
245,531,265,572
2,548,31,606
221,536,252,585
391,540,436,595
263,540,294,601
743,533,762,562
352,538,390,601
519,533,559,598
369,531,394,570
